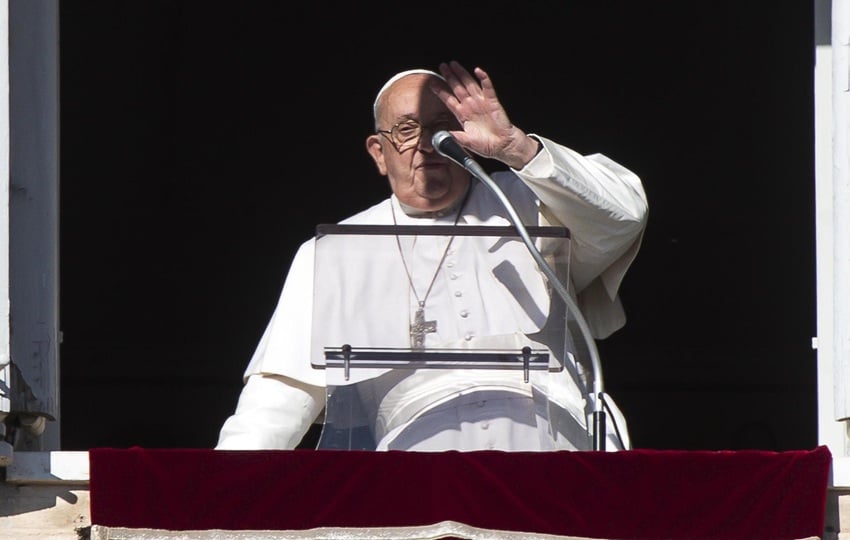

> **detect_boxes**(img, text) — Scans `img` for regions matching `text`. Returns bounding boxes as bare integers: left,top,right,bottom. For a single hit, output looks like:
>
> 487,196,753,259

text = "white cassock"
216,135,649,452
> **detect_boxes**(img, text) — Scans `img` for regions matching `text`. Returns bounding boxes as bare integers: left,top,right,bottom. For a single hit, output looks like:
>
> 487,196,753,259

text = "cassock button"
464,333,474,341
454,291,463,297
459,310,469,318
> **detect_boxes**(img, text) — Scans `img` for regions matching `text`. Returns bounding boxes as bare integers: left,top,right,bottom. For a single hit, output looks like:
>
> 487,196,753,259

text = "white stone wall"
0,452,90,540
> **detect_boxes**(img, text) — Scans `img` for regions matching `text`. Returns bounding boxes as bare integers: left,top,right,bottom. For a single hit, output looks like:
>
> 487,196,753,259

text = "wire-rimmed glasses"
377,119,457,152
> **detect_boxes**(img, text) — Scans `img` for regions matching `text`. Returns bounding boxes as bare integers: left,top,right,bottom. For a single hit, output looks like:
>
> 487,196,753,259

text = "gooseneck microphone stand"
432,131,607,451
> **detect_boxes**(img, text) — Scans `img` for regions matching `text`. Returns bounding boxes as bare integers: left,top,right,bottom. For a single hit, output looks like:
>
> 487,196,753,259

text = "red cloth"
89,446,831,540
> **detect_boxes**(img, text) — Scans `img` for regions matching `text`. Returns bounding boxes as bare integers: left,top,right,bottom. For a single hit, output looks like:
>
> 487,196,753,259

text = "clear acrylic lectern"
310,223,599,451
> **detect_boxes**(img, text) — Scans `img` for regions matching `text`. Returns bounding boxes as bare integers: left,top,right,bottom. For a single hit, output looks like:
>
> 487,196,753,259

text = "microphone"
433,131,610,450
432,130,480,173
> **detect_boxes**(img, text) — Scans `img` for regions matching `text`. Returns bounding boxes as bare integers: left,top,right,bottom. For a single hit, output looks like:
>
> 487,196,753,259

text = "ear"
366,134,388,176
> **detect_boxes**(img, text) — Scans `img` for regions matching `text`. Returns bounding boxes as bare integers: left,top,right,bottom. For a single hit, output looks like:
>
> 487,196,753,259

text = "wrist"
508,135,543,170
530,135,543,156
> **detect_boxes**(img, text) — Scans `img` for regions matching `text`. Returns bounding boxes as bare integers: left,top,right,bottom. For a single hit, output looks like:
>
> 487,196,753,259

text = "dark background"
58,1,817,451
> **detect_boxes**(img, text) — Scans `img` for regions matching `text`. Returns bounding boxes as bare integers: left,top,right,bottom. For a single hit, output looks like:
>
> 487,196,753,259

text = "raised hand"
433,61,539,170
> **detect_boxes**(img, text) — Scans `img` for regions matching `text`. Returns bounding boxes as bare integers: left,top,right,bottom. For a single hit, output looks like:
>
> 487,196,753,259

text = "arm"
216,373,325,450
433,61,648,337
517,137,647,294
432,61,647,270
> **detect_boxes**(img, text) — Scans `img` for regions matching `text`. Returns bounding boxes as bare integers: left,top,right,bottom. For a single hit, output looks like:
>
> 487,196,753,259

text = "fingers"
439,61,479,100
436,61,500,106
431,61,505,151
473,66,496,99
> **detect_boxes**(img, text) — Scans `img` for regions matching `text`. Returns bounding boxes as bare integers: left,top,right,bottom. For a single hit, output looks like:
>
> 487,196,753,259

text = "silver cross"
410,306,437,349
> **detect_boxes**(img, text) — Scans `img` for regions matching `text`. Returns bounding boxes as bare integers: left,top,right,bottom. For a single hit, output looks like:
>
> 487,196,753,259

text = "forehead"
380,75,450,120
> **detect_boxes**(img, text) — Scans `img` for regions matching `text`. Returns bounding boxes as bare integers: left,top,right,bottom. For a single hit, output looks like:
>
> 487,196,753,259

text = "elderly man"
216,61,648,452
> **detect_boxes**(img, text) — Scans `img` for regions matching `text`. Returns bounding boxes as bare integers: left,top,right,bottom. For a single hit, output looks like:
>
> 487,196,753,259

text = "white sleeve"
518,136,648,294
242,239,327,387
516,136,649,339
215,373,325,450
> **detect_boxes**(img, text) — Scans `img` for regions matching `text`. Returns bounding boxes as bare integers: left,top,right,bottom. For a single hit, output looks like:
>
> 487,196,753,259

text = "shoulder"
471,170,536,202
338,198,393,224
460,170,538,224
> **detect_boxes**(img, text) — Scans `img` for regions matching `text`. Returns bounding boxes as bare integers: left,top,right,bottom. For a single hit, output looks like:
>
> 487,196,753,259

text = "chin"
421,193,453,208
420,180,453,198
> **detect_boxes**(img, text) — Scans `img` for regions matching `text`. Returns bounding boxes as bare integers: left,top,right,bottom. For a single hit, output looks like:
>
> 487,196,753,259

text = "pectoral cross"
410,304,437,349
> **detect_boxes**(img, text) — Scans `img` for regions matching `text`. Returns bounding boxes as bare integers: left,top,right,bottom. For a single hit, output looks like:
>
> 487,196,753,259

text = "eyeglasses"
377,119,457,152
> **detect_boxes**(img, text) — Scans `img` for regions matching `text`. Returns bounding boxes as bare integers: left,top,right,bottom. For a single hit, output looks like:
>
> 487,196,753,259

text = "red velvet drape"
89,446,831,540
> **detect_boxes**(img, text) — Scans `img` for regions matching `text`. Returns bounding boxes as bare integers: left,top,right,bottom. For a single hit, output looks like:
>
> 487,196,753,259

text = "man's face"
366,74,471,213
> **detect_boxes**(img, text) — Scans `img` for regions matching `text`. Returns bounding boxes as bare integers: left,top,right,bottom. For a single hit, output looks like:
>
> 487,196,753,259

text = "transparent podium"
310,223,606,451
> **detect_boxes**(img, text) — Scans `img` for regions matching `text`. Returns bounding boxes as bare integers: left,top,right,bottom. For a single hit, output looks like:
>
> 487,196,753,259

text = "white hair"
372,69,445,125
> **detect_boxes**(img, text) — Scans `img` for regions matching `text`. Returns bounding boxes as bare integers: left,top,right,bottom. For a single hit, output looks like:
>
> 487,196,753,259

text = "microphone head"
431,130,471,167
431,130,454,151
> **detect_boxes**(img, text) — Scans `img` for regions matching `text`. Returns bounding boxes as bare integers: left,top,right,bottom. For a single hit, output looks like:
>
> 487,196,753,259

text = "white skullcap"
373,69,445,121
